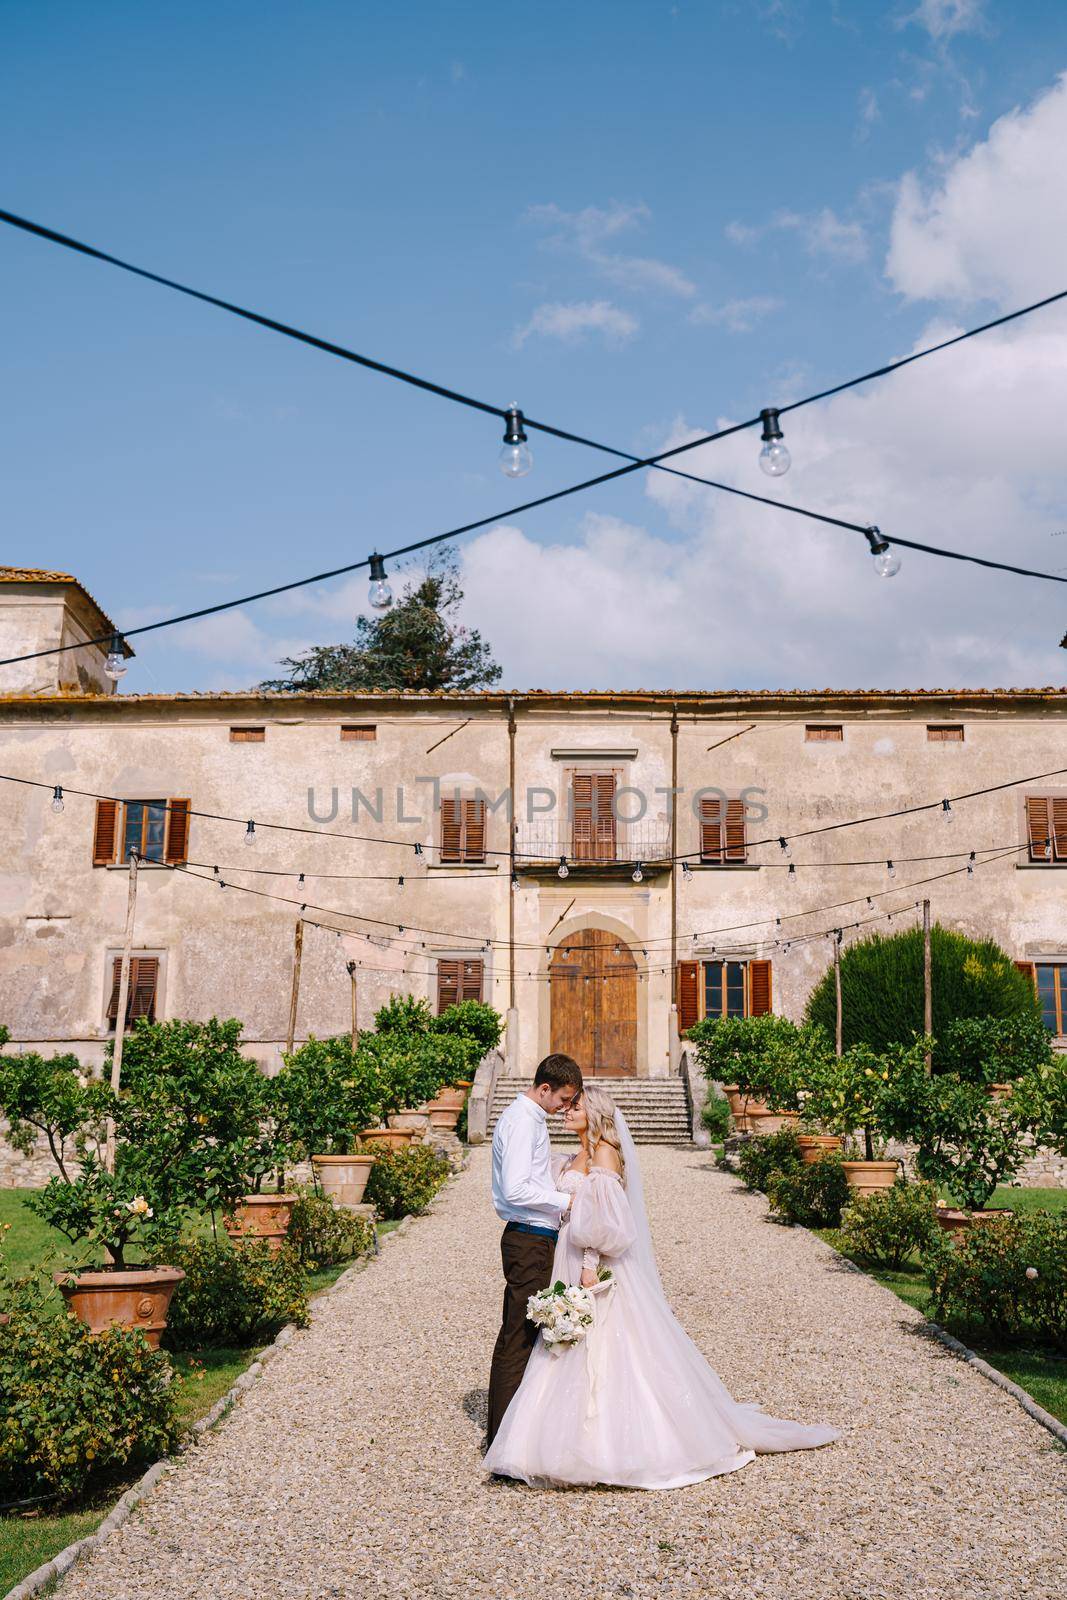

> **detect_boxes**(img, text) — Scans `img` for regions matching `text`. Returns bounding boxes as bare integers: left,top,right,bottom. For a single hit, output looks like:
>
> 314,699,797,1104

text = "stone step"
486,1075,692,1144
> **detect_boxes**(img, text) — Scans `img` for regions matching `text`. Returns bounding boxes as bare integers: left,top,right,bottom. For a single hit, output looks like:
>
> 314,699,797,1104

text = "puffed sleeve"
568,1170,637,1272
550,1151,573,1185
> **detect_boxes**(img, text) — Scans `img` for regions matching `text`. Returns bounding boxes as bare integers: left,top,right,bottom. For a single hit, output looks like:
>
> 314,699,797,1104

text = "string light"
103,633,128,681
367,553,393,611
886,859,896,879
499,406,533,479
397,875,405,891
511,872,520,891
244,821,256,847
558,857,569,879
50,785,64,814
865,526,901,580
967,851,975,877
941,799,954,824
758,408,791,477
787,863,797,887
632,862,644,883
681,862,692,883
414,843,424,857
778,837,792,859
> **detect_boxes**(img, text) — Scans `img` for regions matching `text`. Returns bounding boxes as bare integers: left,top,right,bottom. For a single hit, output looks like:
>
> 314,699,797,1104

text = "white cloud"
690,296,783,333
512,300,639,348
887,73,1067,304
857,86,880,139
523,201,696,299
899,0,988,42
724,207,868,264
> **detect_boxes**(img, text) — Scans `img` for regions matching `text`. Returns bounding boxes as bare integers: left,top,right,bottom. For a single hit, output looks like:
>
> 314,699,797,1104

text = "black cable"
4,205,1067,668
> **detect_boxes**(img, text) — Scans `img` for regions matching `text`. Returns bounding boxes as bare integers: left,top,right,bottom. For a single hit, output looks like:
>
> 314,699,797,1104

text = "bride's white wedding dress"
483,1116,841,1490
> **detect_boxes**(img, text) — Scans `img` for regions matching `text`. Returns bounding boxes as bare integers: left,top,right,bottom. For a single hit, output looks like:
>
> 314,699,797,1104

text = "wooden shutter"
1026,797,1051,861
462,799,486,863
927,725,964,742
805,725,843,741
340,724,376,741
749,959,773,1016
92,799,120,866
440,798,463,862
229,727,265,742
572,773,615,861
700,796,722,862
677,961,700,1034
437,960,461,1012
460,959,483,1001
723,798,747,862
108,956,159,1024
164,799,191,865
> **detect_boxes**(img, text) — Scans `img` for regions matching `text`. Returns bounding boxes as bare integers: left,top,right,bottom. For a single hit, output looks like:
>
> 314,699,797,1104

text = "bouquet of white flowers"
526,1270,613,1355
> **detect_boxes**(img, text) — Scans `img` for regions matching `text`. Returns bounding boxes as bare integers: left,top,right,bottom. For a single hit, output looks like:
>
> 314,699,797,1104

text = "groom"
486,1051,584,1448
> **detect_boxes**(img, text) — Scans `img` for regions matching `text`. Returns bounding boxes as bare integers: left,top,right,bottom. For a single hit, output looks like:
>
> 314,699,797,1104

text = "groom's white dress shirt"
491,1092,571,1229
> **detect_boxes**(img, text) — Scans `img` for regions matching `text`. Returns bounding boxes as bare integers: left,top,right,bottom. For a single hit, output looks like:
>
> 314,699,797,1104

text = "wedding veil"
613,1106,665,1297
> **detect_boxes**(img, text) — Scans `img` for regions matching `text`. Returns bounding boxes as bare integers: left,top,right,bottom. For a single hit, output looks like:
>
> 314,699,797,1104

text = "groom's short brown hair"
533,1053,583,1093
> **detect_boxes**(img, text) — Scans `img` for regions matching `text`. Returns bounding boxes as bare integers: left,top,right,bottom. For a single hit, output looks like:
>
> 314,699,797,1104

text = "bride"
483,1084,841,1489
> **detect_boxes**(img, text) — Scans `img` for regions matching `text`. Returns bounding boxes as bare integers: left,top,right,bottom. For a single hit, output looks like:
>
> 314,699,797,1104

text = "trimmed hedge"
365,1144,451,1220
156,1238,310,1350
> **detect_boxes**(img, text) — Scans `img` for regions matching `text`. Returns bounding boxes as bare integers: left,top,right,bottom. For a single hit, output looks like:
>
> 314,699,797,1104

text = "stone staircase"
486,1077,693,1145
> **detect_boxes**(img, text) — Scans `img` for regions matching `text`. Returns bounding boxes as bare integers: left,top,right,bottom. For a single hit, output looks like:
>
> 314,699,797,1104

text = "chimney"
0,568,133,695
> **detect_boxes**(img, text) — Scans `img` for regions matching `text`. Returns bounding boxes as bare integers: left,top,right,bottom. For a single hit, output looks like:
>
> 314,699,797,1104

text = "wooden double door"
549,929,637,1077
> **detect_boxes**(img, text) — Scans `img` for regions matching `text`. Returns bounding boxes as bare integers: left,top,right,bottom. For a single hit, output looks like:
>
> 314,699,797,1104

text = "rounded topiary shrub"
365,1144,451,1220
736,1128,803,1193
156,1238,310,1349
839,1178,940,1269
766,1156,849,1229
805,924,1039,1067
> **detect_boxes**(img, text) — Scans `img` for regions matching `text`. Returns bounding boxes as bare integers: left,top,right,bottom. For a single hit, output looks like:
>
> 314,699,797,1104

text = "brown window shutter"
463,799,486,863
440,798,463,862
1014,960,1037,989
700,796,722,863
93,799,120,866
749,959,773,1016
340,724,376,741
1026,797,1051,861
437,959,461,1013
677,961,700,1034
1052,799,1067,861
806,725,843,741
164,799,191,865
108,956,159,1024
571,774,594,860
460,959,484,1001
229,727,265,742
927,725,964,742
724,798,747,862
594,773,616,858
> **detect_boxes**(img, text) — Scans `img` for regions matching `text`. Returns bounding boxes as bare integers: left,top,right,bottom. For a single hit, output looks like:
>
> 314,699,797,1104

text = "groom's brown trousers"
486,1223,556,1448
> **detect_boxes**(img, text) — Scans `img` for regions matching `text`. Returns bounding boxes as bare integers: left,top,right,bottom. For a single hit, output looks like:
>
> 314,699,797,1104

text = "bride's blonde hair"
578,1084,626,1184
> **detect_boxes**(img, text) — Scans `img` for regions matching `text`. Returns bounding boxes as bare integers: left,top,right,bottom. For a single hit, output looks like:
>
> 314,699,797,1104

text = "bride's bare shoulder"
591,1140,623,1175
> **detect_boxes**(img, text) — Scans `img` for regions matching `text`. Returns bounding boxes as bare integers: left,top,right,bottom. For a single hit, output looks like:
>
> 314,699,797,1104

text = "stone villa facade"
1,567,1065,1183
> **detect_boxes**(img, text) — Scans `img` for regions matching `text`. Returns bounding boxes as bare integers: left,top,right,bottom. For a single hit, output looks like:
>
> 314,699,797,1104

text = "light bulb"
632,862,644,883
966,851,976,877
787,863,797,887
778,836,792,859
103,633,127,681
758,408,791,477
866,897,874,911
244,820,256,847
865,525,901,579
510,873,520,891
941,799,954,823
681,862,692,883
557,857,569,879
367,553,393,611
499,406,533,478
397,875,405,892
886,859,896,879
51,785,64,814
414,843,424,857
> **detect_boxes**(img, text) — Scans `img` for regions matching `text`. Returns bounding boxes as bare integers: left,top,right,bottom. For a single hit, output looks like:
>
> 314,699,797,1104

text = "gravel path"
61,1148,1065,1600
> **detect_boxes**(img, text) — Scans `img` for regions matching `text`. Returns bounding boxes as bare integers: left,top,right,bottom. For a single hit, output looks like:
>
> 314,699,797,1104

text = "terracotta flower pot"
427,1106,461,1130
797,1134,843,1163
429,1085,468,1113
841,1160,900,1194
387,1109,431,1132
359,1126,420,1150
935,1205,1015,1237
744,1109,800,1136
312,1153,375,1207
54,1265,185,1350
224,1193,297,1252
986,1083,1013,1102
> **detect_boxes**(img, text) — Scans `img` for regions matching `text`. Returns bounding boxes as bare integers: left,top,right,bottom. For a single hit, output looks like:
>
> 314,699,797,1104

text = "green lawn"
814,1183,1067,1427
0,1190,397,1592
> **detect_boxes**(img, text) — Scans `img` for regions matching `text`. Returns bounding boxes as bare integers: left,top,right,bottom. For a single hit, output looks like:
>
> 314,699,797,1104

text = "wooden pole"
833,929,843,1058
347,960,359,1049
669,703,679,1040
105,852,140,1174
507,697,517,1014
923,898,933,1073
286,918,304,1055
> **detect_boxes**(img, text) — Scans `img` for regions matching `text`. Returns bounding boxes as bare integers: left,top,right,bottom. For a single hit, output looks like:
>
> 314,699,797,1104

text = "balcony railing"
514,825,672,869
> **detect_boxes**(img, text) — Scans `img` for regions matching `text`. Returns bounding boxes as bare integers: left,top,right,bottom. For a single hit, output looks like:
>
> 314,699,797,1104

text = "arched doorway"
549,929,637,1077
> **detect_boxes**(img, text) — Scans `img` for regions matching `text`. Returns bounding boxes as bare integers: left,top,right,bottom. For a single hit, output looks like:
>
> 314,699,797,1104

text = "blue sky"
4,1,1067,692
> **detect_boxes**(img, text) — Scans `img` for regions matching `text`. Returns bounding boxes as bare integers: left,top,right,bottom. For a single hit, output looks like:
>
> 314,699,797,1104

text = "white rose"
1025,1266,1039,1280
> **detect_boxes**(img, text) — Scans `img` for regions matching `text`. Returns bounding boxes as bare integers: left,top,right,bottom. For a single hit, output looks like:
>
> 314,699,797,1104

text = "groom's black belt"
504,1220,559,1241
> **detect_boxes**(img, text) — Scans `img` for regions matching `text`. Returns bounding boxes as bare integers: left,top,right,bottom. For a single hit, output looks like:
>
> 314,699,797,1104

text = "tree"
804,924,1039,1066
258,551,501,693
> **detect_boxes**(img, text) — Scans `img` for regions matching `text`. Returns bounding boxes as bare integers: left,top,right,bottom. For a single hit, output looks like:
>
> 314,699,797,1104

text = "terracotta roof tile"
0,567,121,644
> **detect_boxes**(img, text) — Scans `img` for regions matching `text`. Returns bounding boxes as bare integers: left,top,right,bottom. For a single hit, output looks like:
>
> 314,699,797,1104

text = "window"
676,958,772,1032
93,798,190,866
440,797,486,863
571,773,616,861
1018,961,1066,1034
341,725,376,741
1024,797,1067,863
230,726,265,742
437,958,484,1012
928,725,964,742
106,955,160,1029
699,797,746,864
805,725,843,742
